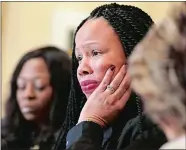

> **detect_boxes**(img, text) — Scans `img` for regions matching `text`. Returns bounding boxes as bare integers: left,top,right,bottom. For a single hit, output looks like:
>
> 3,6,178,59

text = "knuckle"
112,93,120,100
108,96,116,105
123,79,130,89
103,80,109,86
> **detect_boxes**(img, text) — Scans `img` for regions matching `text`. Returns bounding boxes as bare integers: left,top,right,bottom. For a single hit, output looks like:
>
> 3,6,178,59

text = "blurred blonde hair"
128,2,186,130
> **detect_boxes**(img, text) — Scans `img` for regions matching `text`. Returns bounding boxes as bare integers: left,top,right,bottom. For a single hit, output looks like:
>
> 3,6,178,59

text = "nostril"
27,95,36,100
82,70,89,75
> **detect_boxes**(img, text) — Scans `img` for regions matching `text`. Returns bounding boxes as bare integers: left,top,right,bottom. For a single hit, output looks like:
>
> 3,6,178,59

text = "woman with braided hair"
52,3,166,150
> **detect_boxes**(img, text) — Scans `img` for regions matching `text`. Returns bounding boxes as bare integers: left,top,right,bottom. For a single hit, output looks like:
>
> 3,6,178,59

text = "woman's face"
75,17,126,98
16,58,53,123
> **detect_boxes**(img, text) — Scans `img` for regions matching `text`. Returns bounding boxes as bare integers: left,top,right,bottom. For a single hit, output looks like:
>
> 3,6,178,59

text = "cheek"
92,58,111,81
37,88,53,105
16,91,23,106
92,56,125,81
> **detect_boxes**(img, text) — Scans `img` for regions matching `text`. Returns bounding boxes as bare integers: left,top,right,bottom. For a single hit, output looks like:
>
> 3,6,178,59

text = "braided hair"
52,3,154,150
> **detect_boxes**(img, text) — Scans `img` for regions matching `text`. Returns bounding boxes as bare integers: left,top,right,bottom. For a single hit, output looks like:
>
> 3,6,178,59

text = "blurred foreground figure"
129,2,186,149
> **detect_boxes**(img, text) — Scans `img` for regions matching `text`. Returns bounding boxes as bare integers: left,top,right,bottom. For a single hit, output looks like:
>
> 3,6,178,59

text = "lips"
21,107,35,113
80,80,99,94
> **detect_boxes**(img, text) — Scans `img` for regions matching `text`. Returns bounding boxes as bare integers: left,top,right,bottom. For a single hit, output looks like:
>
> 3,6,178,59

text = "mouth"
80,80,99,94
21,107,35,114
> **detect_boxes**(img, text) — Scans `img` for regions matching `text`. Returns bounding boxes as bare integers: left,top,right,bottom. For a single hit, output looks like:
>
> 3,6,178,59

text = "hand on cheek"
78,64,131,127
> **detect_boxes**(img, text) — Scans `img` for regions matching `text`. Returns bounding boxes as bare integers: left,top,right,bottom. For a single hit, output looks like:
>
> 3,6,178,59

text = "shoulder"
118,114,167,149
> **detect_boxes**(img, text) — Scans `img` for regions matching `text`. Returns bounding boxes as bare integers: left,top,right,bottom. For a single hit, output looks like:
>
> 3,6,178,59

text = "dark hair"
2,46,71,148
53,3,154,149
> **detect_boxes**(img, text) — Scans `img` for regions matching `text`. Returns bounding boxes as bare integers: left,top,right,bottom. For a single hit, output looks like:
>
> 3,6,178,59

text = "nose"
77,57,93,76
24,83,36,100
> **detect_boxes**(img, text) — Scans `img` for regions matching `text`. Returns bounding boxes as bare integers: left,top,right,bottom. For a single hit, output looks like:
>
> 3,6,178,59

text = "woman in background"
1,46,71,150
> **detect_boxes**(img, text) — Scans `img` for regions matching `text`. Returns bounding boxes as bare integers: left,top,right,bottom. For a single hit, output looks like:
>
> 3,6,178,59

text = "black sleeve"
124,136,167,150
117,115,167,150
66,121,104,150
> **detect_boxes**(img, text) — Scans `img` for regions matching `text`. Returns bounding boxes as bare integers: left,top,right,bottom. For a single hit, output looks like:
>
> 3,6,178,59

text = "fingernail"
110,65,115,71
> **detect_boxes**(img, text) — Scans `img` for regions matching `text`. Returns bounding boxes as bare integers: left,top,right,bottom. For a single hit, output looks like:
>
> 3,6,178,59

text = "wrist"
82,115,108,128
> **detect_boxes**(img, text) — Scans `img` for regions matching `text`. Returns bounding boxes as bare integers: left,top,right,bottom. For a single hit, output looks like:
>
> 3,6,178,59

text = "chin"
83,89,96,99
85,93,90,99
23,114,37,121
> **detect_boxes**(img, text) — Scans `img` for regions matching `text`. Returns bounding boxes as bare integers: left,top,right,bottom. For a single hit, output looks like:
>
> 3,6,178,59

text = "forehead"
19,58,50,79
75,17,118,48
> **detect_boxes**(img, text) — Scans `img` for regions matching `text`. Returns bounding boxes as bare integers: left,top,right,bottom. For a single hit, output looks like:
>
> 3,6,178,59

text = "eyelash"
76,49,101,62
92,50,100,56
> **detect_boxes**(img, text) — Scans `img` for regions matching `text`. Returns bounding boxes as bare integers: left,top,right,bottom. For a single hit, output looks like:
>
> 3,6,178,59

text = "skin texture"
16,58,53,124
75,17,126,98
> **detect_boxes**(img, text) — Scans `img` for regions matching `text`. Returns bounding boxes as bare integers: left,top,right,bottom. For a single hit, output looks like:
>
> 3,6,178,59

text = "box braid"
52,3,154,150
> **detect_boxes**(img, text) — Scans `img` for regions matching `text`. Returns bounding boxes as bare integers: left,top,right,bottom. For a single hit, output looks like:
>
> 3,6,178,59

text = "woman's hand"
78,64,131,127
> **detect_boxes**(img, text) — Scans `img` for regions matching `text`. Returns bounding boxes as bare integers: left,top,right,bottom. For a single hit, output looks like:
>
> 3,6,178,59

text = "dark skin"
75,17,131,126
16,58,53,127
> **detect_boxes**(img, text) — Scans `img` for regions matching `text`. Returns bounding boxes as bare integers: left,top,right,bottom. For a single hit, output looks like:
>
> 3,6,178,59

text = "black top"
1,118,61,150
66,115,167,150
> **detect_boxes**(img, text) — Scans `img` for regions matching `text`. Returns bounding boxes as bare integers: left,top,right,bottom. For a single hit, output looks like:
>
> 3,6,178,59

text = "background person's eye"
17,85,26,90
17,82,26,90
35,86,46,92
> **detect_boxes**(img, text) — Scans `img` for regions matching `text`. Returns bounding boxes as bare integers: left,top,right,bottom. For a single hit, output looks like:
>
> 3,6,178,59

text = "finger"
96,65,115,92
113,73,131,99
116,88,132,110
105,64,127,95
108,74,130,105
